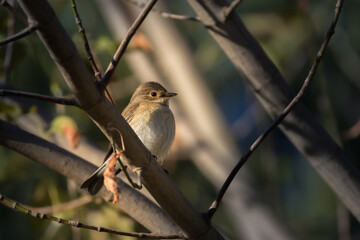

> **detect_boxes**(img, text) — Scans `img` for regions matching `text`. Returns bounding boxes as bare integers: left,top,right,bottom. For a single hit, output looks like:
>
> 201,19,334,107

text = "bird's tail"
80,158,122,195
80,161,108,195
80,173,105,196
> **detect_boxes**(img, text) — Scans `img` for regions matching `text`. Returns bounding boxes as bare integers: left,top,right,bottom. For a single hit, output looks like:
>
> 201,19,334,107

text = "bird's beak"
164,92,177,98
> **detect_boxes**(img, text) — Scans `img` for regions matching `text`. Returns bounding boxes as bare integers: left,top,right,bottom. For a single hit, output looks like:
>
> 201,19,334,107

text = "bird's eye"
150,92,157,97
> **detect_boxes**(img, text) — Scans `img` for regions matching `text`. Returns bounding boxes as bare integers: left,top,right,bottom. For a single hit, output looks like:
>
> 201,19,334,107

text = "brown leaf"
104,154,121,204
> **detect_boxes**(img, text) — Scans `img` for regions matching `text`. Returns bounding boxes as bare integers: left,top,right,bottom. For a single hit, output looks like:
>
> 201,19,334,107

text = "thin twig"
0,194,182,239
70,0,102,81
1,0,28,24
124,0,200,21
223,0,243,21
101,0,158,87
26,196,93,214
0,25,38,46
206,0,344,220
4,0,15,84
70,0,116,105
0,89,79,106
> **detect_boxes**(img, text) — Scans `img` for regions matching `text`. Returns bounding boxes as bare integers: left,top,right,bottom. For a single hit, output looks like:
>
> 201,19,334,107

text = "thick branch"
187,0,360,221
0,119,179,235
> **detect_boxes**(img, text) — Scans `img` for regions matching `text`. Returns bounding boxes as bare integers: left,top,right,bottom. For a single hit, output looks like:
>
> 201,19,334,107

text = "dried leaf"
104,154,121,204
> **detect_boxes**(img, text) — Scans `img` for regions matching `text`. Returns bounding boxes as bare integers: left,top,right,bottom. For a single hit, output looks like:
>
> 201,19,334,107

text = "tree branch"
222,0,243,21
187,0,360,221
1,0,28,24
207,0,344,219
0,194,182,239
0,24,37,46
0,119,180,235
101,0,158,87
0,88,79,106
16,0,224,238
70,0,102,81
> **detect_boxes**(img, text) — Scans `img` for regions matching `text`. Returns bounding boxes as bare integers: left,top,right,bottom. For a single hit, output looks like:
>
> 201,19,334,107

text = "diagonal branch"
70,0,102,81
0,89,79,106
101,0,158,87
222,0,243,21
187,0,360,222
206,0,344,220
0,24,38,46
1,0,28,24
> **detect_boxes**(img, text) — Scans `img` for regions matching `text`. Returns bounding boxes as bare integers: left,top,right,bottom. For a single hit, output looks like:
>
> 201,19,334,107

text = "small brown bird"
81,81,176,195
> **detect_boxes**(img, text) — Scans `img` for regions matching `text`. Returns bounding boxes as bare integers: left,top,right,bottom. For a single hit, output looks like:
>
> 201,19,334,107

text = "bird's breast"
129,103,175,164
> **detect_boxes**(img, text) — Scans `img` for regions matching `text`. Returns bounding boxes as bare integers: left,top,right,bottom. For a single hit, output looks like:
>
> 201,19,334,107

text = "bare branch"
222,0,243,21
101,0,158,87
203,0,346,219
0,89,79,106
0,24,37,46
26,196,93,214
70,0,102,81
0,194,182,239
0,119,180,234
1,0,28,24
124,0,200,21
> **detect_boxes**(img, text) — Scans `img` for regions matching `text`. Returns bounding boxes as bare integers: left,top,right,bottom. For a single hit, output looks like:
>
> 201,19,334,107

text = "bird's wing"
102,101,141,163
122,101,140,123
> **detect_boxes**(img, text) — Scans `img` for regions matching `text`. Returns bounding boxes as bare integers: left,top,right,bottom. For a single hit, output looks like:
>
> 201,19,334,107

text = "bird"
81,81,176,195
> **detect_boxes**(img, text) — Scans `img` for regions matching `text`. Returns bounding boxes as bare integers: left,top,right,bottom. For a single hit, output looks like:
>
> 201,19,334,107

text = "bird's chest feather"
129,103,175,163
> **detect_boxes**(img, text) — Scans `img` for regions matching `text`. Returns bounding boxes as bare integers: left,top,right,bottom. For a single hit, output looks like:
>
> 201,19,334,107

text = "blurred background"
1,0,360,239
